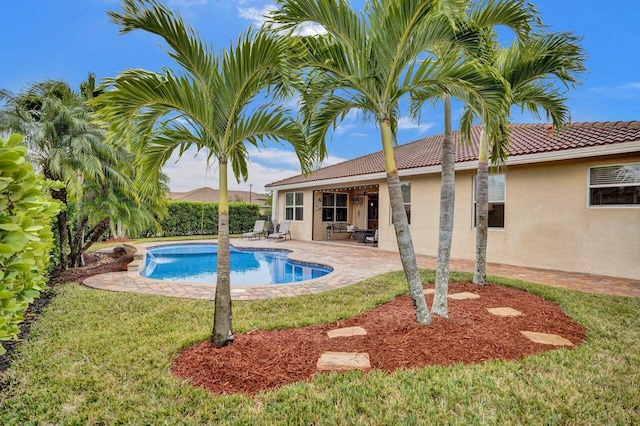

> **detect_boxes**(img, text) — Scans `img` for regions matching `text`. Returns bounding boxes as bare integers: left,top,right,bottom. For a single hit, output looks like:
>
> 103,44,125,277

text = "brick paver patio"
83,239,640,300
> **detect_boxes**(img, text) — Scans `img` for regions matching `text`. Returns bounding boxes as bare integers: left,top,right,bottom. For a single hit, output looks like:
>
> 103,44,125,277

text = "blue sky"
2,0,639,193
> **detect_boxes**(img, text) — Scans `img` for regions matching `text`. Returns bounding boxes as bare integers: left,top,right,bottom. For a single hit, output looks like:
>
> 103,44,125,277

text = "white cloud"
397,117,433,134
237,4,326,36
293,22,327,37
164,145,308,193
237,5,276,26
163,144,350,193
246,146,306,168
334,123,356,135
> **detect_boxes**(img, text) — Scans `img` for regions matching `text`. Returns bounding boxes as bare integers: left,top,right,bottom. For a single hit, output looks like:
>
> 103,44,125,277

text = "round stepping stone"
447,292,480,300
423,288,436,294
487,307,523,317
520,331,573,346
317,352,371,371
327,326,368,338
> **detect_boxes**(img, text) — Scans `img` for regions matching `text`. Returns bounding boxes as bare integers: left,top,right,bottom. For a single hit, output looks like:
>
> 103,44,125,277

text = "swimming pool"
142,244,332,285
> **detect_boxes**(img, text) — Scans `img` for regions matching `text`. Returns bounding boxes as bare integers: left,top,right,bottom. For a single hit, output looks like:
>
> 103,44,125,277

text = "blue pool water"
142,244,332,285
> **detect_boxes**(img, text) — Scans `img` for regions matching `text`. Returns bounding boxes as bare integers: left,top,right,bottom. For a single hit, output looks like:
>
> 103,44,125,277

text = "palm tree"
96,0,309,347
0,79,125,268
468,31,585,285
270,0,503,325
426,0,539,317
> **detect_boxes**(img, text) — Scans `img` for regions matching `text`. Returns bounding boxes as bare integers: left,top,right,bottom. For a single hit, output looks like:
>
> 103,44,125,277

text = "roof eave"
266,140,640,191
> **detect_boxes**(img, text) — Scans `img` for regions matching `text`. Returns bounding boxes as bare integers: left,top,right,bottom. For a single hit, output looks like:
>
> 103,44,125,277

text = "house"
168,187,270,213
265,121,640,280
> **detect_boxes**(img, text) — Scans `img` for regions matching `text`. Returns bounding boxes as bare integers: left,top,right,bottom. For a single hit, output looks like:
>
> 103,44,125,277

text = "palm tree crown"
270,0,510,325
95,0,309,347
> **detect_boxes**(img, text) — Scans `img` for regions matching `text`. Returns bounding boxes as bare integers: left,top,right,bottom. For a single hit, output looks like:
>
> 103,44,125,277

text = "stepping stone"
423,288,436,294
317,352,371,371
488,307,523,317
231,289,247,293
520,331,573,346
448,292,480,300
327,326,368,338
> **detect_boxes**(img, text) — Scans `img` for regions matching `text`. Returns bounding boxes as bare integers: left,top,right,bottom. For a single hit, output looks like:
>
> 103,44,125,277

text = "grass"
1,270,639,424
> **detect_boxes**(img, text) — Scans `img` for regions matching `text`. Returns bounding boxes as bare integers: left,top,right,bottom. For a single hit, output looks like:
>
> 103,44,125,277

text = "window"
285,192,303,221
589,163,640,207
390,182,411,225
473,174,505,228
322,192,348,222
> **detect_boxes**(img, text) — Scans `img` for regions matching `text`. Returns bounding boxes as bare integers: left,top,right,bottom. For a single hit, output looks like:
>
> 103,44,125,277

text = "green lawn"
1,271,639,425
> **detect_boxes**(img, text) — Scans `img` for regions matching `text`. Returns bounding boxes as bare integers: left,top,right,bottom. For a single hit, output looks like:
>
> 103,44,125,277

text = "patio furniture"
364,229,378,246
242,220,266,240
353,229,375,243
268,220,291,242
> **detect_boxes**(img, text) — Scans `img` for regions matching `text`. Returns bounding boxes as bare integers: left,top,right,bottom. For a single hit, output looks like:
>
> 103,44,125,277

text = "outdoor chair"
242,220,266,240
364,228,378,246
267,220,291,242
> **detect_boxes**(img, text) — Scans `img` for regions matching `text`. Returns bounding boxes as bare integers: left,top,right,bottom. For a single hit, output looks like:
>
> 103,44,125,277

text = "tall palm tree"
0,79,126,268
467,31,585,285
425,0,539,317
270,0,502,325
96,0,309,347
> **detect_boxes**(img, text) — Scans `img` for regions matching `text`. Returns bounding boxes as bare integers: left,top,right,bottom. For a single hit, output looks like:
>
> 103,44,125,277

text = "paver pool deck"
83,239,640,300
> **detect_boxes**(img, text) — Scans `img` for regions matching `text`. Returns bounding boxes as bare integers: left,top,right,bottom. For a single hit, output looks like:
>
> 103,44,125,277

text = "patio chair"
242,220,266,240
267,220,291,242
364,228,378,246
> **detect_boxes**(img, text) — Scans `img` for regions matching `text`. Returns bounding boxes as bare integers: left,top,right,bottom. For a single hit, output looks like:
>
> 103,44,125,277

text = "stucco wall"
274,154,639,279
376,154,640,280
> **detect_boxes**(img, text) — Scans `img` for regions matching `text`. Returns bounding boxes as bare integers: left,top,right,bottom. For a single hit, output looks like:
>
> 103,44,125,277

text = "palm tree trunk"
212,158,233,347
473,130,489,285
432,95,454,317
69,217,89,268
381,119,432,326
51,187,69,269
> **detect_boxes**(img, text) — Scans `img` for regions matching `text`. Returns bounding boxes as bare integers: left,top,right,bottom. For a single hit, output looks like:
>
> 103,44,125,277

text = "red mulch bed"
172,282,585,395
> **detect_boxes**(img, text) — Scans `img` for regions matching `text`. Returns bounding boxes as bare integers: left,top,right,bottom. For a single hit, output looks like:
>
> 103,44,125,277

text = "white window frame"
390,182,411,225
321,192,349,222
284,192,304,221
587,162,640,209
473,174,506,229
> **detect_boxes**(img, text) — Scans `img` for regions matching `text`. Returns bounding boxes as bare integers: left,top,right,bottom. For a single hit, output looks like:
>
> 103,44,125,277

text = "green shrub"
139,200,260,237
0,134,61,355
229,202,260,234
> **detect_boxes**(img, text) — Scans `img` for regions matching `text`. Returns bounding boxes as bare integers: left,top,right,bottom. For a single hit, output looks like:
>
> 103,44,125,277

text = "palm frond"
108,0,219,90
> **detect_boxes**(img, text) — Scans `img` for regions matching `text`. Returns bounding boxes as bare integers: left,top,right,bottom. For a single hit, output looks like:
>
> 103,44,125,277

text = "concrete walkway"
83,239,640,300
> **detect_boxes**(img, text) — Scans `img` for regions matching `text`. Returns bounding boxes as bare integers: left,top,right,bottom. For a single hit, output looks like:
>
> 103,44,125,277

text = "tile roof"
266,121,640,188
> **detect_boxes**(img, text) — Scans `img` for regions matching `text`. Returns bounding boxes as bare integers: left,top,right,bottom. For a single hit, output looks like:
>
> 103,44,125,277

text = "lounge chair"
364,229,378,246
242,220,266,240
268,220,291,242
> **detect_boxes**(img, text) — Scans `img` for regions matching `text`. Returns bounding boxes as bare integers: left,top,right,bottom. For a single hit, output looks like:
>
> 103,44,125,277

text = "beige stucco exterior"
272,153,640,280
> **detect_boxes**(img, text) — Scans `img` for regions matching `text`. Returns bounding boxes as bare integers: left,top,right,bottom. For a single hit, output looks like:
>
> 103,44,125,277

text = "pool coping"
83,238,640,300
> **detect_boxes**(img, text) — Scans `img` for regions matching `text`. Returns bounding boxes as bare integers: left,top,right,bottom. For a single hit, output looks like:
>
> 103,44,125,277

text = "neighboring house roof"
266,121,640,188
168,187,268,205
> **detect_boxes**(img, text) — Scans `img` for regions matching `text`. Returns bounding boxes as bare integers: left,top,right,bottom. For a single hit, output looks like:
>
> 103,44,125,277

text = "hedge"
139,200,261,238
